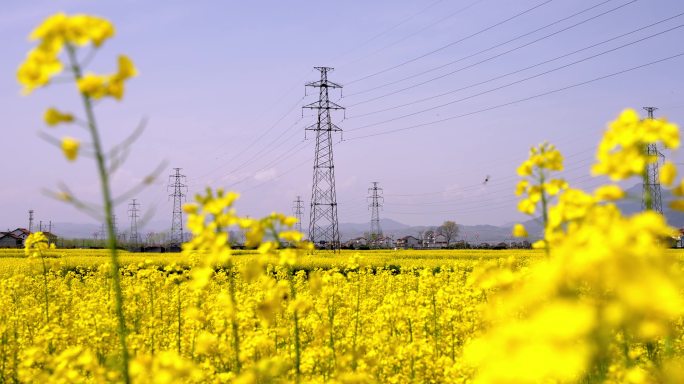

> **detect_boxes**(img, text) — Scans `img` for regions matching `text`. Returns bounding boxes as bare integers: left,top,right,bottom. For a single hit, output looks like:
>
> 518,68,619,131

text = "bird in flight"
483,175,491,184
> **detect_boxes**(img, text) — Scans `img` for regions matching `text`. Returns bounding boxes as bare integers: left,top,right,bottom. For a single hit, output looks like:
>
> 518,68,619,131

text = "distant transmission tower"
28,210,34,233
368,182,384,240
643,106,663,214
303,67,344,250
168,168,188,247
292,196,305,233
128,199,141,248
111,215,118,240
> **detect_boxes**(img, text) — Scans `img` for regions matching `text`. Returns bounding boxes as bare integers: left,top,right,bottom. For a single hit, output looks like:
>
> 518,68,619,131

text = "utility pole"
368,182,384,243
303,67,344,251
28,210,34,233
168,168,187,248
39,221,43,232
292,196,305,234
643,106,663,214
128,199,141,249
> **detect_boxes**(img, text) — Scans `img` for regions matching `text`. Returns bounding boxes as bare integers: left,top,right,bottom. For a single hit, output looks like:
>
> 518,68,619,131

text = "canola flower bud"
44,107,74,126
61,137,80,161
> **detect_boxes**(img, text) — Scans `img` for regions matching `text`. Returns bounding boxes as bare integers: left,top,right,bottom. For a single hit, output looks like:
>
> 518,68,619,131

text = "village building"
396,235,420,249
344,237,368,249
0,228,58,248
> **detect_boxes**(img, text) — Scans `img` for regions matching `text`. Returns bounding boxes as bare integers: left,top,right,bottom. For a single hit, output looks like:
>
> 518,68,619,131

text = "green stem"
538,170,550,257
40,254,49,323
289,269,301,383
65,44,130,384
351,272,361,371
177,283,182,354
227,264,242,374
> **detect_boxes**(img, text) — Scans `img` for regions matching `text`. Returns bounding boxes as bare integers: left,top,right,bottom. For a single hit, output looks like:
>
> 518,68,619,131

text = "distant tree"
438,221,459,246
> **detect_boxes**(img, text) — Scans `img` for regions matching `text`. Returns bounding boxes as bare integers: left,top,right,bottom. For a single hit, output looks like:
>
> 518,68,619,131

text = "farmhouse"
369,236,395,249
344,237,368,249
396,235,420,249
423,232,448,248
0,228,58,248
0,232,24,248
0,228,30,248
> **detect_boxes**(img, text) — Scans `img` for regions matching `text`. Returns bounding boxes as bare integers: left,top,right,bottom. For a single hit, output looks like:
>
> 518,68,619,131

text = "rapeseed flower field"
9,10,684,384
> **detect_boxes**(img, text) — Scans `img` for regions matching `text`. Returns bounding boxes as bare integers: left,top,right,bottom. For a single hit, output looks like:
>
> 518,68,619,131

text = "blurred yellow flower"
29,13,114,48
512,223,528,238
593,109,680,181
116,55,137,79
17,47,63,94
24,231,49,258
61,137,80,161
44,107,74,126
660,161,677,186
77,74,108,99
594,185,625,201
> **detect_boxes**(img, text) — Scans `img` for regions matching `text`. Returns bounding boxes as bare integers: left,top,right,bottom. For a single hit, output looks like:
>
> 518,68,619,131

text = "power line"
192,95,306,184
345,0,555,85
349,5,680,115
344,51,684,141
345,0,626,100
346,23,683,130
331,0,446,65
336,0,485,69
225,139,309,190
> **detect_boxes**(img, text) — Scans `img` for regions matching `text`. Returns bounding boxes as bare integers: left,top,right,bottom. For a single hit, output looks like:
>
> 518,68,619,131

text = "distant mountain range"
40,183,684,244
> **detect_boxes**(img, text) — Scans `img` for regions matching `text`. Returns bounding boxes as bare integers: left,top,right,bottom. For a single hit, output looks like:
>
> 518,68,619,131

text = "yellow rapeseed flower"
593,109,680,181
17,47,63,94
77,74,108,99
19,13,116,94
594,185,625,201
61,137,80,161
44,107,74,126
660,161,677,186
512,223,528,238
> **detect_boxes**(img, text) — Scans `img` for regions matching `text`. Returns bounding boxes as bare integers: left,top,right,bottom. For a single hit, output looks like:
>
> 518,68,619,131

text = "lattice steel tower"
292,196,305,234
367,182,384,240
303,67,344,250
168,168,188,247
111,215,118,240
128,199,141,248
642,107,663,214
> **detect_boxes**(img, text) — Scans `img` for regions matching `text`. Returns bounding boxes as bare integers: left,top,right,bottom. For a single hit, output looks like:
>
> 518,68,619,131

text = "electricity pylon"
292,196,305,234
643,106,663,214
367,182,384,243
111,215,118,240
168,168,187,247
303,67,344,250
128,199,141,248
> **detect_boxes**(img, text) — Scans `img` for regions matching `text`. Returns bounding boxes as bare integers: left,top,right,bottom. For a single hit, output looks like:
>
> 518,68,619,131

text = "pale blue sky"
2,0,684,235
